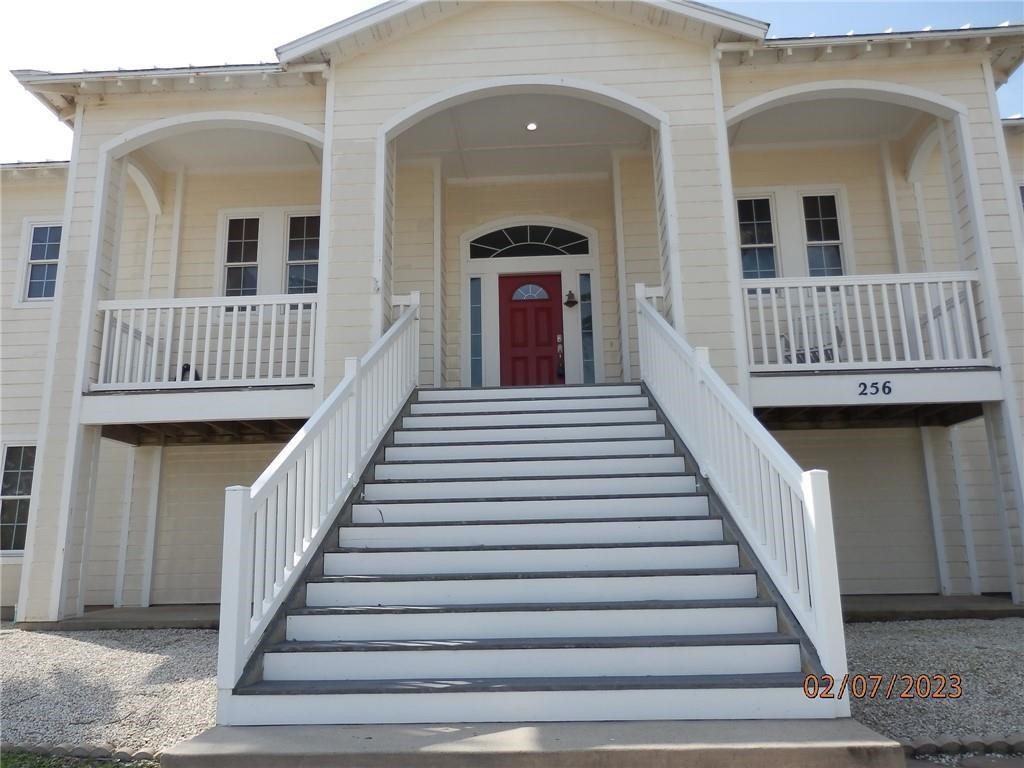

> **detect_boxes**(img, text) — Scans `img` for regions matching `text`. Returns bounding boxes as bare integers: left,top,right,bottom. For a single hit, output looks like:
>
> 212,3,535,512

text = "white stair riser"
287,606,778,642
411,396,650,414
306,573,757,607
403,410,656,428
375,456,685,480
385,439,676,462
393,423,665,444
417,385,642,401
263,643,801,681
363,475,696,501
324,545,738,576
220,687,834,726
351,495,710,523
341,519,723,548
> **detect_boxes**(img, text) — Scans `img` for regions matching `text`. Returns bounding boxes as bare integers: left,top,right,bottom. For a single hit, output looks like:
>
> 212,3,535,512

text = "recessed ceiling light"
525,122,538,131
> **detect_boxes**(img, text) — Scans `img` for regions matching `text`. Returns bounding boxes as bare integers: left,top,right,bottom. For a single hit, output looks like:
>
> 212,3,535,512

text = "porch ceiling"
729,98,921,148
141,128,322,173
756,402,984,430
396,94,650,178
101,419,305,446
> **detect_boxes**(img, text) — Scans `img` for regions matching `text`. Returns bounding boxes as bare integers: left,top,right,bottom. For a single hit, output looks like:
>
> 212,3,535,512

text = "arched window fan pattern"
512,283,550,301
470,225,589,259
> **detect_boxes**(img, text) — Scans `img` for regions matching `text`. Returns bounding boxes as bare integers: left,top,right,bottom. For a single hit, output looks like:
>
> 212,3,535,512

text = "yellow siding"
619,153,663,380
150,443,283,605
393,163,438,385
731,144,898,275
326,0,732,387
774,428,939,595
0,174,67,433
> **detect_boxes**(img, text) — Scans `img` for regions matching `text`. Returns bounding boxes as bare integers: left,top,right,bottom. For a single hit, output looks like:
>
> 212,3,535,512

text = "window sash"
1,445,35,552
224,217,260,297
286,215,320,295
802,194,844,277
736,197,778,279
25,225,62,299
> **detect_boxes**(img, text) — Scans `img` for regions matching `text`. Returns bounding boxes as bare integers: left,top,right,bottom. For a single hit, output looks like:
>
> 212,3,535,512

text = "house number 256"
857,381,893,396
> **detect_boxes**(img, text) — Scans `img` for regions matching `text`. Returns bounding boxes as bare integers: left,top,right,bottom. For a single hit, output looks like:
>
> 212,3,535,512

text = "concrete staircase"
232,384,827,724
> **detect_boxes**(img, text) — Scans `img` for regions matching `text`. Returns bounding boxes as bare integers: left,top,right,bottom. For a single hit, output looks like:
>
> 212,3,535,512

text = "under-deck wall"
773,428,939,594
150,443,282,605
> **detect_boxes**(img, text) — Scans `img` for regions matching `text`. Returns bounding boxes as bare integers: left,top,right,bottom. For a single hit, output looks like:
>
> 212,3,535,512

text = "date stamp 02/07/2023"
802,674,963,700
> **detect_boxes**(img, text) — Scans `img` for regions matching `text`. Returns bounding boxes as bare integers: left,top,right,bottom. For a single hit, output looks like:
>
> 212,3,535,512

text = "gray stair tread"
311,567,756,583
353,492,706,505
266,633,796,654
289,597,775,616
398,421,658,431
348,514,716,528
395,437,675,447
237,671,807,696
365,472,691,484
408,407,652,416
334,540,729,553
382,453,672,465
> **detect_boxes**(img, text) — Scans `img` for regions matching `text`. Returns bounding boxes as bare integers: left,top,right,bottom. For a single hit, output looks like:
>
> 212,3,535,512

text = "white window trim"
214,206,320,297
0,436,36,559
733,184,857,277
14,217,63,308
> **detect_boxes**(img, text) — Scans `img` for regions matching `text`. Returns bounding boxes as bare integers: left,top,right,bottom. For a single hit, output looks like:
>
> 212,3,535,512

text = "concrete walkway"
162,719,903,768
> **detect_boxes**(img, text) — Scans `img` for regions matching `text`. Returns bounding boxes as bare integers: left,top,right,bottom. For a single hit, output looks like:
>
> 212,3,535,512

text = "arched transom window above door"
469,225,589,259
512,283,550,301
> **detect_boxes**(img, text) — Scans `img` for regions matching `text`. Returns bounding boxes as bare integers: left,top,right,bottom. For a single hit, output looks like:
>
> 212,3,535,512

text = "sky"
1,1,1022,163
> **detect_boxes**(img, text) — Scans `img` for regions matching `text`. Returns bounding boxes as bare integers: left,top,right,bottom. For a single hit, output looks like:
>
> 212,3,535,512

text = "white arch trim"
100,111,325,159
382,76,670,140
907,122,943,184
125,160,162,217
725,79,967,127
374,77,684,335
459,215,600,254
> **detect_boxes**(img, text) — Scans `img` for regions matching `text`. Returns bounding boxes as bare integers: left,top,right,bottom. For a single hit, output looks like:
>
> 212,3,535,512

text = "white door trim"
459,216,604,388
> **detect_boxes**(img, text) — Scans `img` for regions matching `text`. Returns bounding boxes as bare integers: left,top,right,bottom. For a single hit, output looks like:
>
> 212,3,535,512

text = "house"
2,0,1023,727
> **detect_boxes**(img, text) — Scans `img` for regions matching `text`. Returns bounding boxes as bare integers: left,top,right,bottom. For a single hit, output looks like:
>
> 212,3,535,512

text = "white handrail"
217,293,421,693
743,271,987,371
93,294,317,390
635,283,849,716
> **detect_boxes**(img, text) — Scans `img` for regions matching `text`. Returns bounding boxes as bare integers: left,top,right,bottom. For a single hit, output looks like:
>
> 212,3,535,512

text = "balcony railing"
743,272,988,372
93,295,317,391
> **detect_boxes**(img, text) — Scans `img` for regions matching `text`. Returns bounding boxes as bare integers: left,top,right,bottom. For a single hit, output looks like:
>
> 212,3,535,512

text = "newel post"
410,290,421,388
801,468,851,716
217,485,253,695
694,347,712,479
634,283,648,376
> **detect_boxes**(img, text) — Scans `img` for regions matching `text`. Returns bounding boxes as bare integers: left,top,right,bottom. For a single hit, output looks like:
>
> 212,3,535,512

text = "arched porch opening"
375,79,681,388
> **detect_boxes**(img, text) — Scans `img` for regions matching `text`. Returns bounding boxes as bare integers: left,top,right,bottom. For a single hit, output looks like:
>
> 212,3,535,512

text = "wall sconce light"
563,291,578,308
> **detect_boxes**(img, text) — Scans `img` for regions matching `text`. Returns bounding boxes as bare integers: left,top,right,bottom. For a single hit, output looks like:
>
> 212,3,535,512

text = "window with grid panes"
802,195,845,277
1,446,35,551
737,198,777,279
286,215,320,294
224,218,260,296
26,225,62,299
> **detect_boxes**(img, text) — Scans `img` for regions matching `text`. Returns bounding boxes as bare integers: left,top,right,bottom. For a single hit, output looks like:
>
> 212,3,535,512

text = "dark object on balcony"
181,363,202,381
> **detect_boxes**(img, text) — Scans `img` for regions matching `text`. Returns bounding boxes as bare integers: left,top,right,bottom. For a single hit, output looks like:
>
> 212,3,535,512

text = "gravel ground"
0,628,216,752
846,618,1024,744
0,619,1019,755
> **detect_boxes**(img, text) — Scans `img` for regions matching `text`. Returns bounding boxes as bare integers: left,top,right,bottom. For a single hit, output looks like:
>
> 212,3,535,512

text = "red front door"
499,273,564,386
